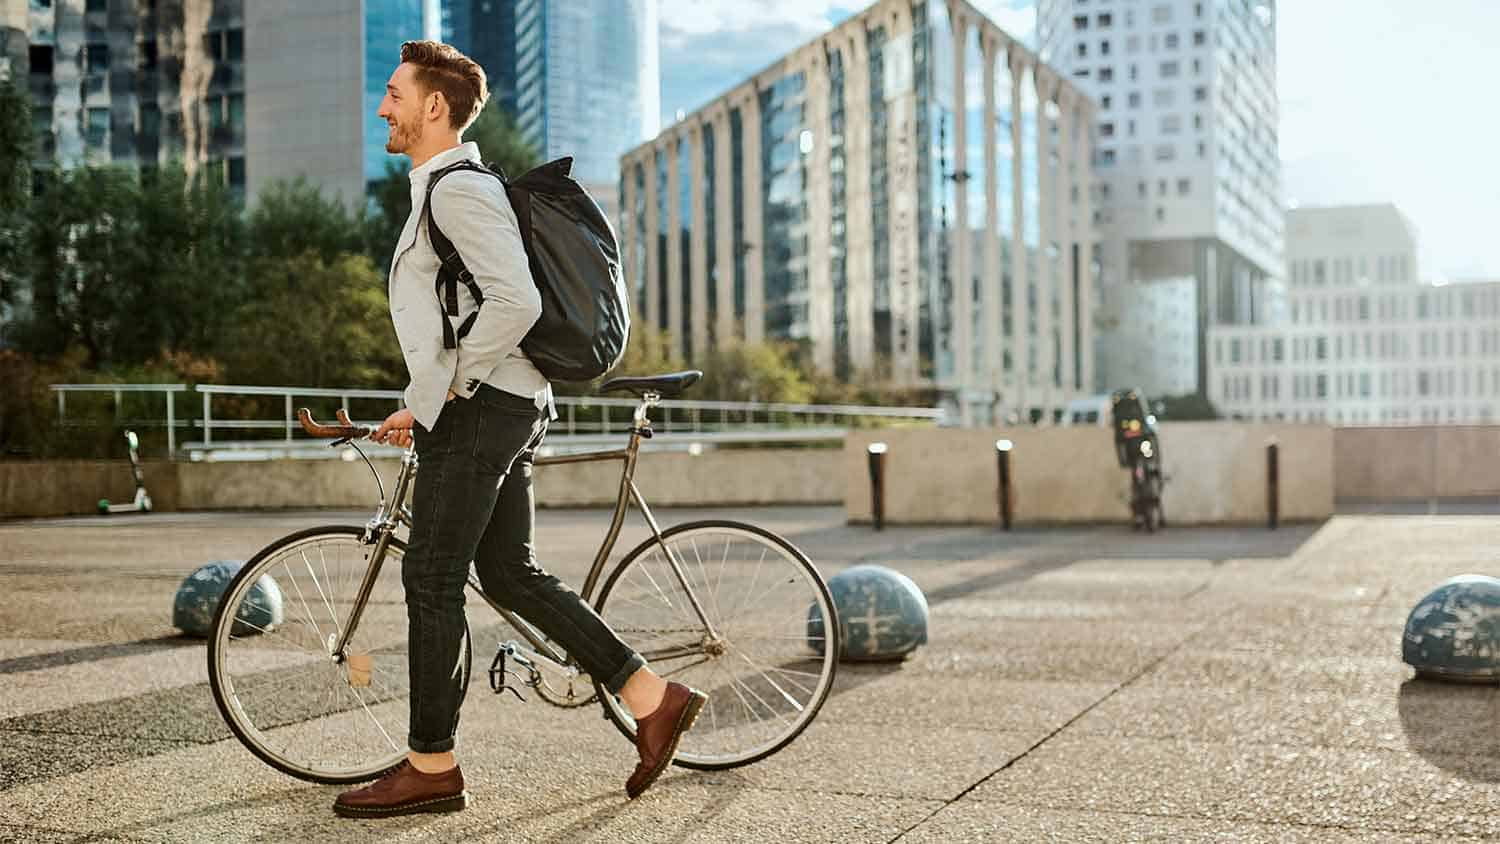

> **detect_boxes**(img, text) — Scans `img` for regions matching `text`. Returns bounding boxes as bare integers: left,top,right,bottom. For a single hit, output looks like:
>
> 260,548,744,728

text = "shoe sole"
333,790,469,818
628,691,707,800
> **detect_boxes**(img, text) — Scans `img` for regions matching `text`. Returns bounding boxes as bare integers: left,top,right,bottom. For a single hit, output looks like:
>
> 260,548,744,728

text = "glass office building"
622,0,1095,424
512,0,658,195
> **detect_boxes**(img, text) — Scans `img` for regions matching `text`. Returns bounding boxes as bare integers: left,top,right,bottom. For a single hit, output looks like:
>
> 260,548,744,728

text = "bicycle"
206,370,841,784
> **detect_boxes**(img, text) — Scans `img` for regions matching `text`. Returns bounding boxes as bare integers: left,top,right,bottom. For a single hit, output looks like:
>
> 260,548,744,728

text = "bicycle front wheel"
207,526,434,784
594,521,839,770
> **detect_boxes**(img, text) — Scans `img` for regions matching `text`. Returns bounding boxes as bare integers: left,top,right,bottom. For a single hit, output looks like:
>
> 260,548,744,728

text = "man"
334,40,705,818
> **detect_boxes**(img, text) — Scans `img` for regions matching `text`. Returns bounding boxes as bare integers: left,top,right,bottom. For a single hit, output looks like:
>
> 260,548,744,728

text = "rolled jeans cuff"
409,734,456,754
602,652,647,695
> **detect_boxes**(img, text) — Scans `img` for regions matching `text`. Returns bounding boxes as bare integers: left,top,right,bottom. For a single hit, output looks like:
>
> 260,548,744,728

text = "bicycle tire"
591,520,840,771
207,525,470,785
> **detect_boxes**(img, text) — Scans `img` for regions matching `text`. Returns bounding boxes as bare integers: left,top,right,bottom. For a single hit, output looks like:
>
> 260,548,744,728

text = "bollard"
867,442,888,531
1266,439,1279,530
995,439,1014,531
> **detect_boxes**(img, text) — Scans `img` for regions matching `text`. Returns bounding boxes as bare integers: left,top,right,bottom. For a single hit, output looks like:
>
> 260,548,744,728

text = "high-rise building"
621,0,1095,424
21,0,248,194
444,0,517,118
1038,0,1284,398
511,0,658,220
1206,204,1500,426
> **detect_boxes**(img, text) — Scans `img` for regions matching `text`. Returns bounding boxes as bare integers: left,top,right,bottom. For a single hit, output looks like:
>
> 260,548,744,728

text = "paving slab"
967,733,1500,839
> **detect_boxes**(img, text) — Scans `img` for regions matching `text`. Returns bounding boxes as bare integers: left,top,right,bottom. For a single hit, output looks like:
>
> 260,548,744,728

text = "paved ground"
1,504,1498,842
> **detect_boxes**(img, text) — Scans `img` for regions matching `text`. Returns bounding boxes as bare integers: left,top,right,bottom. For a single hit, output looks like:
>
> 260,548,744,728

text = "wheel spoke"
211,531,410,782
596,525,836,769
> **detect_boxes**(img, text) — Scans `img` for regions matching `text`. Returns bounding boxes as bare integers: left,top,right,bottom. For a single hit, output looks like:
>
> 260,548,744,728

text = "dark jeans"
403,384,645,754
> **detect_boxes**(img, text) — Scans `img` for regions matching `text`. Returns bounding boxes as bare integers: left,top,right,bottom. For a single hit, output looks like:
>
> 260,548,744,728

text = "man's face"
376,63,428,155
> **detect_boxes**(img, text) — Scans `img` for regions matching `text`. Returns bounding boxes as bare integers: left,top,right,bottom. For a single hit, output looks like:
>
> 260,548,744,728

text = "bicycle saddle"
599,370,703,399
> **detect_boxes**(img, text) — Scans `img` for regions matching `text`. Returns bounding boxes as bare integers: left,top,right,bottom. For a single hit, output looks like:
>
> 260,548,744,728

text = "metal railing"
50,384,189,453
51,382,945,460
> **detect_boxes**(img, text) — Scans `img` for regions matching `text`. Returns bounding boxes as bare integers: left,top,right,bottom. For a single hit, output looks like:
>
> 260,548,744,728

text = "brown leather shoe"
333,760,468,818
626,681,707,799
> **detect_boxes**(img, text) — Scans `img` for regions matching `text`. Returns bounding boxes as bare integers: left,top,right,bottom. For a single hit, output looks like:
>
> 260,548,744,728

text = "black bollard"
867,442,888,531
996,439,1014,531
1266,440,1279,530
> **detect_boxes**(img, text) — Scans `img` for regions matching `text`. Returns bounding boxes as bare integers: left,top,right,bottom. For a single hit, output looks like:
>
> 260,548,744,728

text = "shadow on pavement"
1396,677,1500,783
1339,497,1500,516
0,634,201,676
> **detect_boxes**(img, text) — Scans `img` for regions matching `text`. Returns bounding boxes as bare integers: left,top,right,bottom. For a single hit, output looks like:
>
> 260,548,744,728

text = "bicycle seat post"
633,391,660,436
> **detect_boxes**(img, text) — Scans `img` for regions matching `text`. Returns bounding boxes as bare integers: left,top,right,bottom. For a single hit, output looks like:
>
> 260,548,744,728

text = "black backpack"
423,156,630,382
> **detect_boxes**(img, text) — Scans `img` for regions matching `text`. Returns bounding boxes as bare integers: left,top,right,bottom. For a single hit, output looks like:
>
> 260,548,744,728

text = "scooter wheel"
97,499,111,514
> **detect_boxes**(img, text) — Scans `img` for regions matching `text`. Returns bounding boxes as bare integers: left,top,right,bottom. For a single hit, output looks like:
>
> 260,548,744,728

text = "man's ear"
426,91,448,125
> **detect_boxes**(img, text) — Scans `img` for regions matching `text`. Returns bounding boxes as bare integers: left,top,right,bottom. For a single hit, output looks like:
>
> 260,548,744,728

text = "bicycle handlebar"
297,408,375,441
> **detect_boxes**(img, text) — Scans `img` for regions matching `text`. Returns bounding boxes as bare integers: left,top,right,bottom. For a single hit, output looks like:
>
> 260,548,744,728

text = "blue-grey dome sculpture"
1402,574,1500,683
172,560,284,638
807,564,929,662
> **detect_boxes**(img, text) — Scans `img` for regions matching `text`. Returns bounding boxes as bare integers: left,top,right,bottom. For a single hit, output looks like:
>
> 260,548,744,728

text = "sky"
657,0,1500,281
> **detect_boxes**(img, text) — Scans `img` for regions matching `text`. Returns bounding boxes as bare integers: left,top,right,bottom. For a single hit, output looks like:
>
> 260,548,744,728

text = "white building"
1037,0,1284,397
1209,205,1500,425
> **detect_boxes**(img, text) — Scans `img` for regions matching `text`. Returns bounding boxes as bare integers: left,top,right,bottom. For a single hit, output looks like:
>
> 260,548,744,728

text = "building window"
1129,64,1139,81
1127,91,1141,108
1077,42,1088,58
1099,66,1113,82
86,43,110,73
1193,30,1206,46
1100,122,1115,137
28,44,53,74
1137,180,1146,198
85,107,109,146
1273,338,1284,362
1101,94,1112,109
1126,35,1140,53
86,0,106,11
1153,144,1175,162
1165,33,1179,49
228,156,245,189
1152,5,1172,24
1153,88,1175,107
1194,86,1207,102
226,28,244,62
1099,149,1116,166
1074,14,1088,30
1176,177,1189,195
139,39,158,71
1098,13,1113,27
1160,61,1180,78
1193,113,1203,130
1101,40,1111,56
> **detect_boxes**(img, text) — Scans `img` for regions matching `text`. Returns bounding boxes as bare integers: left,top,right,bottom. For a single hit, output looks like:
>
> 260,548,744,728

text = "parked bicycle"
1110,388,1165,532
206,371,841,784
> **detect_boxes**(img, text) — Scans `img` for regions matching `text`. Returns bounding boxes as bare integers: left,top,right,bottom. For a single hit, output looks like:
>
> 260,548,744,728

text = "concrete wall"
1334,426,1500,499
844,423,1334,526
0,461,182,519
0,448,843,519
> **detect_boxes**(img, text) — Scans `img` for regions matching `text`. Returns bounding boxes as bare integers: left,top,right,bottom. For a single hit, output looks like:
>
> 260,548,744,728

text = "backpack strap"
423,160,502,349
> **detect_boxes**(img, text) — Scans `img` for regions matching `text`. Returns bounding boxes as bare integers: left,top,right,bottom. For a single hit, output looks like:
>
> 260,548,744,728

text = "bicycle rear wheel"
207,526,450,785
594,521,839,770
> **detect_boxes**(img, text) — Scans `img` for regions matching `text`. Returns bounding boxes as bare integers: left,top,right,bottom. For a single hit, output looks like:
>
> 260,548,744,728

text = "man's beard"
385,116,421,154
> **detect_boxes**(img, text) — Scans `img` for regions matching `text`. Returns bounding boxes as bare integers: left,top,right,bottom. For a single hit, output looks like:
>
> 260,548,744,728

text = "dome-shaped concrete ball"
807,564,929,662
1402,574,1500,683
172,561,284,638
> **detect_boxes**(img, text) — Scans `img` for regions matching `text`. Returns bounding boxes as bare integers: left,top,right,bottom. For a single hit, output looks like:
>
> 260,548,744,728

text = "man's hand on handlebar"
372,407,416,449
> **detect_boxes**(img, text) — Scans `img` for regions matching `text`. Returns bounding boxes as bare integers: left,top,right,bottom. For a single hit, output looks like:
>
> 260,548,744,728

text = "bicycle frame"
329,392,720,674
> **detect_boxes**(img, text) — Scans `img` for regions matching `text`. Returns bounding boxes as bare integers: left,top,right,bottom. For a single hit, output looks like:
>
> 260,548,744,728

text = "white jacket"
388,142,550,431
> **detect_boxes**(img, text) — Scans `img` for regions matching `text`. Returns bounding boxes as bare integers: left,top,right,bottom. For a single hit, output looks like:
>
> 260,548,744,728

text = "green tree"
218,250,403,388
0,73,31,313
21,163,243,366
465,100,542,178
247,177,363,264
698,341,815,404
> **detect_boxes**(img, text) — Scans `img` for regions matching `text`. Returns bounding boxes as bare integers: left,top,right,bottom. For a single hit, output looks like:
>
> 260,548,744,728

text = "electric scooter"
97,430,153,514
